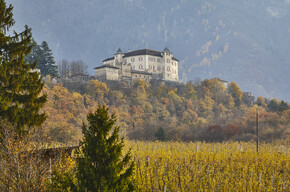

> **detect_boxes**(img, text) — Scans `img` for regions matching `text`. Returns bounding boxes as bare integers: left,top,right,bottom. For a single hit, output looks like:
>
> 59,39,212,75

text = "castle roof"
103,57,114,62
163,47,171,53
94,64,119,70
115,47,122,54
103,49,178,62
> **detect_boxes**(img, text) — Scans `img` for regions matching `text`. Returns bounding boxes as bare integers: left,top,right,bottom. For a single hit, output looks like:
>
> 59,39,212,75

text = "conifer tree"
27,41,58,78
75,105,135,192
0,0,47,135
40,41,58,77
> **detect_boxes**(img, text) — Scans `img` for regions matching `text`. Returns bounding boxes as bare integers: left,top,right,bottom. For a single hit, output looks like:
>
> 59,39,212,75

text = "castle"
94,47,179,84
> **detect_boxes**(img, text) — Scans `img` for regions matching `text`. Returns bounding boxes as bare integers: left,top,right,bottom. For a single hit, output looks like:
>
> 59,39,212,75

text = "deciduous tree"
228,81,243,107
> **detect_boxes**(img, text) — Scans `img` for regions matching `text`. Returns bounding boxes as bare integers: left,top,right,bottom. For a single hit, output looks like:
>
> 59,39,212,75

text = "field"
125,141,289,191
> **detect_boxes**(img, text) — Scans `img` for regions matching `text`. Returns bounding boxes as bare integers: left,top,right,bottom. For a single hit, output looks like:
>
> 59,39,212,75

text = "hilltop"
10,0,290,101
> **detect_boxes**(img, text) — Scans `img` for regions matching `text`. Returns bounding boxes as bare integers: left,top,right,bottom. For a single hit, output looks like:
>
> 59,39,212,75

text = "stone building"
94,47,179,84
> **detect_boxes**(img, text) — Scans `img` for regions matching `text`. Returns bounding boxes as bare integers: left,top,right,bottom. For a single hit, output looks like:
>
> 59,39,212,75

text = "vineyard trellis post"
256,107,259,153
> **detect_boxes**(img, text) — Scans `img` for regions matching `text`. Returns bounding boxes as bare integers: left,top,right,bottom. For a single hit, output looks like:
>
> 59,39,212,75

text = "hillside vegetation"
41,77,289,145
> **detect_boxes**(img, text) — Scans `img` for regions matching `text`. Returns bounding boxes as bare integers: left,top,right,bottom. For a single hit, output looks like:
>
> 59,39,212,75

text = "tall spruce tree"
40,41,58,77
27,41,58,78
0,0,47,135
75,105,135,192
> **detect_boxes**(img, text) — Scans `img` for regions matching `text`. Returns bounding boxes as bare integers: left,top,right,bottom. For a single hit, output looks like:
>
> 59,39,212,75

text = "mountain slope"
9,0,290,101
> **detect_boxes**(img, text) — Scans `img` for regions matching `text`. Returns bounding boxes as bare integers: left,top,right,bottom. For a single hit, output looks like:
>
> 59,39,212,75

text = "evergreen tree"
0,0,47,135
40,41,58,77
268,98,279,112
155,127,166,141
75,105,135,192
278,100,288,112
27,41,58,77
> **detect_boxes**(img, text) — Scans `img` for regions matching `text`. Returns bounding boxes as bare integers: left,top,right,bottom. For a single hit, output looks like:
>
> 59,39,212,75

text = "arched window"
131,58,135,62
132,66,135,70
167,66,170,71
139,65,143,69
149,65,152,69
139,57,143,61
166,59,170,63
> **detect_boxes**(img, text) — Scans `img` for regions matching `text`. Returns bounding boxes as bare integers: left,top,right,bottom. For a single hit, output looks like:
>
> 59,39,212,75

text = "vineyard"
124,141,289,191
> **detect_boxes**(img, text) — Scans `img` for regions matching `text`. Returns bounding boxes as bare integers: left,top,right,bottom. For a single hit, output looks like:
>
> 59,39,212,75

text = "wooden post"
256,107,259,153
49,157,52,183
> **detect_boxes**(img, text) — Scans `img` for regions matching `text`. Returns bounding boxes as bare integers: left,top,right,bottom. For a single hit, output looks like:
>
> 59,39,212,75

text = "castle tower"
114,48,123,66
162,47,173,81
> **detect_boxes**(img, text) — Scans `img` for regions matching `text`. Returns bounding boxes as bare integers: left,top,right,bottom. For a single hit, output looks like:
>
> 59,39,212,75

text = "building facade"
95,47,179,83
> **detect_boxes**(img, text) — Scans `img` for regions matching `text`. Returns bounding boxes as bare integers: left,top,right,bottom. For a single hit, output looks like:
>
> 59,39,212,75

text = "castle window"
132,66,135,70
131,58,135,62
139,57,143,61
149,65,152,69
157,58,161,62
166,59,170,63
153,58,155,62
139,65,143,69
157,66,161,71
167,66,170,71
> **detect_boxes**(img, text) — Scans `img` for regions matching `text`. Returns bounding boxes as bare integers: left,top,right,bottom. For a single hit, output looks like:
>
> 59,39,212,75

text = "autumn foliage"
40,77,289,145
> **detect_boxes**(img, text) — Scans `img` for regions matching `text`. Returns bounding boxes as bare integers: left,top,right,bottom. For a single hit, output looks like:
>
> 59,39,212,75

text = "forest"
41,76,289,145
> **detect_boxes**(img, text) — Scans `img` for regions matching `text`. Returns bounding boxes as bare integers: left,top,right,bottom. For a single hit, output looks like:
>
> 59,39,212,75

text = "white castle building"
94,47,179,84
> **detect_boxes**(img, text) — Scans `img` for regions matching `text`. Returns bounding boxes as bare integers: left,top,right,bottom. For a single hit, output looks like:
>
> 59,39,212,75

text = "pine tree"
268,98,279,112
40,41,58,77
27,41,58,78
0,0,47,135
155,127,166,141
75,105,135,192
278,100,289,112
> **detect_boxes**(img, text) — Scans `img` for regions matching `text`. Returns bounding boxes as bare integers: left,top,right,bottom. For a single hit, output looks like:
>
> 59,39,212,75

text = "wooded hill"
41,77,289,145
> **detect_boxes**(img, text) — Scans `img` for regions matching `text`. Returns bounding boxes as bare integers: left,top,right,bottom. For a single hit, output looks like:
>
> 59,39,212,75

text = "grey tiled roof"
94,65,119,70
103,49,178,62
